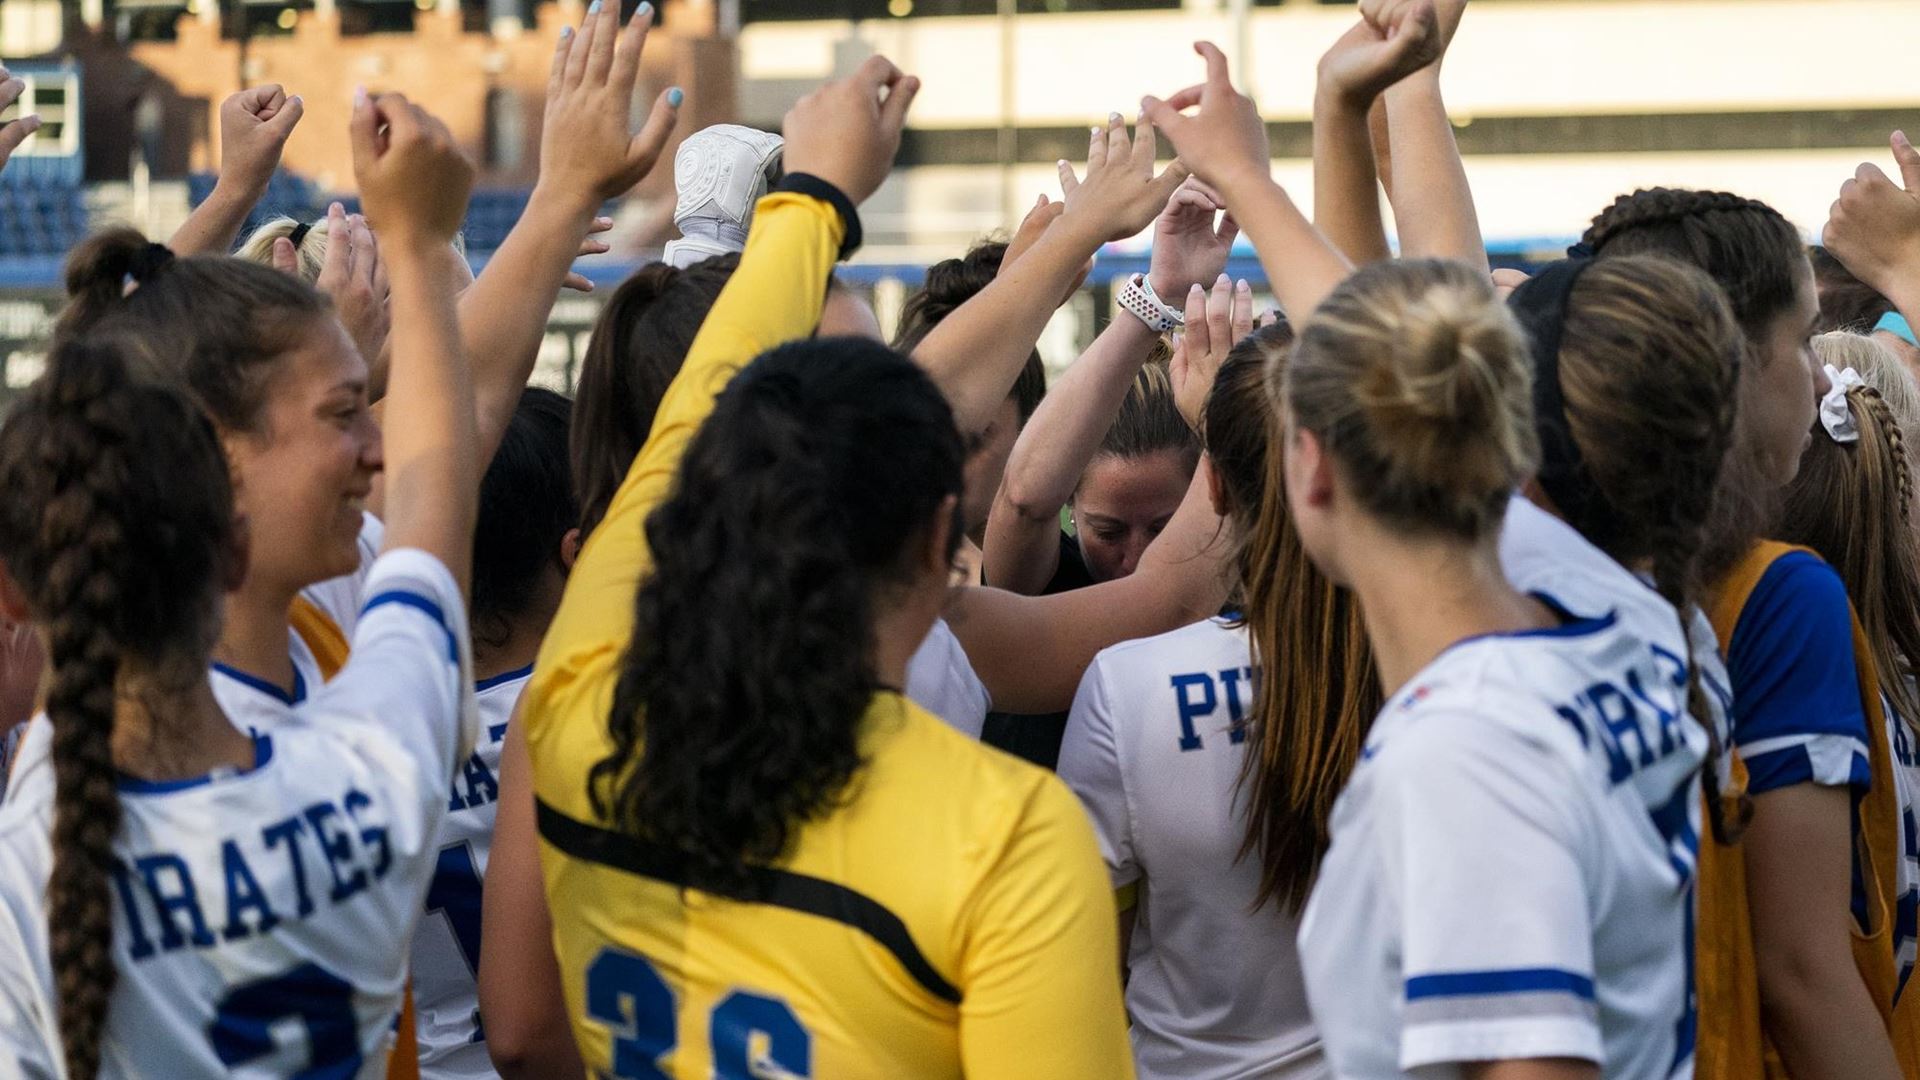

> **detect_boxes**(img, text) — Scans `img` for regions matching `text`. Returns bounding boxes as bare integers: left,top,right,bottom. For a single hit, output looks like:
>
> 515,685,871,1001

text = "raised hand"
1823,131,1920,302
305,202,392,362
220,84,305,198
351,91,474,250
1005,193,1066,267
1171,273,1254,429
783,54,920,205
1361,0,1464,66
1150,177,1239,299
1056,111,1190,244
562,215,615,293
1319,1,1440,109
1141,43,1271,197
0,66,42,175
1005,193,1091,307
541,0,682,211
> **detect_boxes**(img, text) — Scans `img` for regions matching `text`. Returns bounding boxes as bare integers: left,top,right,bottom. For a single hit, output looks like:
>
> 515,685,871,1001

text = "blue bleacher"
0,177,87,258
189,174,600,263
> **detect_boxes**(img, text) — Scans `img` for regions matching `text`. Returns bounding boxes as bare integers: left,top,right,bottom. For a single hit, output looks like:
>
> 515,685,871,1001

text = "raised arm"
1824,130,1920,337
912,113,1187,435
1367,0,1488,273
351,92,479,587
1311,2,1441,265
532,57,918,689
1144,43,1352,321
985,180,1235,593
949,462,1230,714
170,86,304,257
452,2,680,471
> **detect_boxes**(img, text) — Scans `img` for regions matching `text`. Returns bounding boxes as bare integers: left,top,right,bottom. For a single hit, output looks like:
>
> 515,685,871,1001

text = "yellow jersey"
524,192,1134,1079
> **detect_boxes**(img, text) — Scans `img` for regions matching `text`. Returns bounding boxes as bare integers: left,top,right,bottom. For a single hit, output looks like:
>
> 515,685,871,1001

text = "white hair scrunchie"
1819,364,1868,444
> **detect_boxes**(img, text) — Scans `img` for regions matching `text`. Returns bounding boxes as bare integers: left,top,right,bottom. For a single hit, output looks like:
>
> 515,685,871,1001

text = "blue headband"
1876,310,1918,348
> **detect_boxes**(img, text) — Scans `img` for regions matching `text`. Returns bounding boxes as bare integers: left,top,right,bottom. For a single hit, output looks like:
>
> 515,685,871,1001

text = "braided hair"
1581,188,1805,341
1780,336,1920,743
0,338,236,1080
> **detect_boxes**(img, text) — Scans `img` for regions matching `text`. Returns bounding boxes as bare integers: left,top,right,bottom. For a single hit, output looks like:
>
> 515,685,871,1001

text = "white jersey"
1298,595,1706,1079
0,550,473,1079
904,616,990,738
1500,495,1733,771
414,667,526,1080
210,511,387,730
1059,616,1326,1080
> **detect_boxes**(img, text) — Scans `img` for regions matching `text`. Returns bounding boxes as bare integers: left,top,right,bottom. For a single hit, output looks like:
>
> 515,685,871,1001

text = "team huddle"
0,0,1917,1076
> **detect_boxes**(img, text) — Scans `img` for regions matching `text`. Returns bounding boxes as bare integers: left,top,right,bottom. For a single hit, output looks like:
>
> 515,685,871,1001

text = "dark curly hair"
571,255,738,538
0,337,237,1080
589,337,966,891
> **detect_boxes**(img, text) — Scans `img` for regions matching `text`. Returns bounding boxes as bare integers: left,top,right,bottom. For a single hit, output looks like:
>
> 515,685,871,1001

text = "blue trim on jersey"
210,661,306,706
476,663,534,693
1744,742,1873,794
118,734,275,794
1405,967,1597,1001
1445,593,1618,654
361,589,458,663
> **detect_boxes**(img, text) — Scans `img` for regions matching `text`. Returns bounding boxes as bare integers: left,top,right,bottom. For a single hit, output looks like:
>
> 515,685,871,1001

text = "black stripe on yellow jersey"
536,798,962,1003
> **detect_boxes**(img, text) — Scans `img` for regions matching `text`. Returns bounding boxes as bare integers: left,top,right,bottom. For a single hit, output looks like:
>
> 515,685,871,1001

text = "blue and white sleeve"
1057,658,1140,889
311,548,475,788
1374,719,1604,1069
1726,552,1872,795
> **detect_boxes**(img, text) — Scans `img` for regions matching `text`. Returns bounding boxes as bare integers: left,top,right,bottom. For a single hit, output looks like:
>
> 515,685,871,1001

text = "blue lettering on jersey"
220,839,280,942
117,790,396,963
446,719,509,814
262,816,317,919
110,858,156,960
136,853,217,952
1171,666,1255,752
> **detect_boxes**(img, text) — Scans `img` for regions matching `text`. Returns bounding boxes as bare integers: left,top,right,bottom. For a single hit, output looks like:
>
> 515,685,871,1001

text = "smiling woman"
53,224,387,733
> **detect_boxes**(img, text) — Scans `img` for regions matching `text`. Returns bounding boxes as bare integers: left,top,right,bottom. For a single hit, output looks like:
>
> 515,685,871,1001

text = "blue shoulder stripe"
360,589,458,663
1405,967,1596,1001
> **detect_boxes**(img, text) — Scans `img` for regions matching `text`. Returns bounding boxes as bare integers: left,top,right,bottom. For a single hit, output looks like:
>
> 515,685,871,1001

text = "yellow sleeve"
956,775,1137,1079
526,193,844,759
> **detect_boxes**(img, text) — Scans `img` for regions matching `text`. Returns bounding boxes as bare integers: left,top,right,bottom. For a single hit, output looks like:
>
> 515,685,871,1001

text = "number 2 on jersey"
585,945,812,1079
208,962,361,1079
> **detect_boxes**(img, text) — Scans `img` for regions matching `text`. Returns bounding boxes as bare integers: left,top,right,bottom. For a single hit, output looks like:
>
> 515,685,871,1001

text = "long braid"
0,340,236,1079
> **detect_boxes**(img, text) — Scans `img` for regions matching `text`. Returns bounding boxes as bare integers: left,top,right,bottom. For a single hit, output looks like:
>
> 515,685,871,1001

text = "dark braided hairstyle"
589,337,965,892
1550,255,1753,842
0,338,236,1080
1582,188,1810,586
571,255,738,539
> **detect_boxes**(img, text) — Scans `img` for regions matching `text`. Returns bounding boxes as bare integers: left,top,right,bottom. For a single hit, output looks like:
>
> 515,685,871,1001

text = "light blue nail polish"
560,24,572,38
587,0,601,14
637,1,652,15
667,87,684,108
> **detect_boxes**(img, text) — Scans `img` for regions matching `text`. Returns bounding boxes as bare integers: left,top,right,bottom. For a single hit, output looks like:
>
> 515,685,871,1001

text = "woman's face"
1739,264,1825,490
1072,448,1195,583
223,317,384,596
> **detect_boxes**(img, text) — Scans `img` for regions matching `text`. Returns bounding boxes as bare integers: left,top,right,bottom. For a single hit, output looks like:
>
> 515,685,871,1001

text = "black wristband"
776,172,862,261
